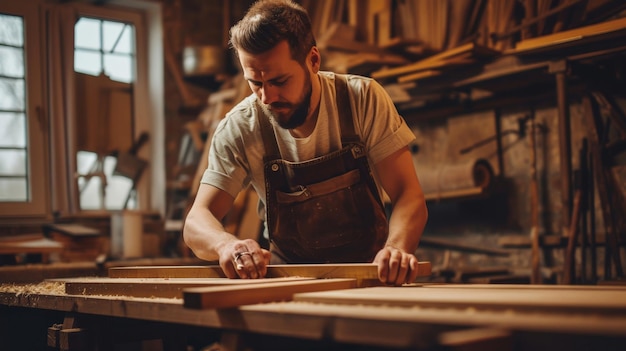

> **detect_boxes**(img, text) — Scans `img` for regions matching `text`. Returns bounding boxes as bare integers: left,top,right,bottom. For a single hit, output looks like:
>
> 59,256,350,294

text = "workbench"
1,263,625,351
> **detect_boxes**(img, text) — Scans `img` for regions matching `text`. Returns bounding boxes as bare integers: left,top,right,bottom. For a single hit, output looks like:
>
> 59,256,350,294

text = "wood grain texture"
61,277,313,298
293,285,626,314
183,278,357,309
513,16,626,52
3,288,626,347
109,262,432,281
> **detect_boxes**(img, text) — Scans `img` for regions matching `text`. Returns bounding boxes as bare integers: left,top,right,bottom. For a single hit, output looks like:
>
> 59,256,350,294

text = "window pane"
0,112,26,147
75,17,101,50
104,54,132,83
0,78,24,110
0,14,23,47
103,21,125,52
79,175,102,210
104,155,133,209
0,46,24,78
116,25,134,54
76,150,98,175
0,149,26,176
75,50,102,76
0,178,27,201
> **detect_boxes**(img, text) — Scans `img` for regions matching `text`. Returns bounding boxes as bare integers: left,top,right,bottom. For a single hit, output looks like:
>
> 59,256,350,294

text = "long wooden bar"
108,262,432,281
2,283,626,350
2,261,626,350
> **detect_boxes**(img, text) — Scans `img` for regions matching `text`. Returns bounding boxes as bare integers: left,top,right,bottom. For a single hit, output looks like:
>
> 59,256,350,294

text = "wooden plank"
438,328,513,351
61,277,313,298
512,16,626,53
420,283,626,291
293,286,626,314
371,43,498,80
3,288,626,345
0,236,63,255
184,278,357,309
109,263,432,280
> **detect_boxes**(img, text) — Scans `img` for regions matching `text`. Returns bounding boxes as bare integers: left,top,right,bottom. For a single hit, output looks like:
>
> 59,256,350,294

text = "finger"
406,256,419,284
247,251,262,279
234,251,257,278
392,254,411,286
257,249,272,277
386,250,403,285
374,250,391,283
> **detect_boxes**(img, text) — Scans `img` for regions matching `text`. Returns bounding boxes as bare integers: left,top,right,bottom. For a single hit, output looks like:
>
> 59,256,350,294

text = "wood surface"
512,16,626,53
0,235,63,255
109,262,432,281
371,43,498,80
3,288,626,348
293,285,626,314
61,277,313,299
183,278,357,309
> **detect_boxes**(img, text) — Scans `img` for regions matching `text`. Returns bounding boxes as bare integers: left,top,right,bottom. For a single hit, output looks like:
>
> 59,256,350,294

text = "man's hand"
373,246,419,286
218,238,271,279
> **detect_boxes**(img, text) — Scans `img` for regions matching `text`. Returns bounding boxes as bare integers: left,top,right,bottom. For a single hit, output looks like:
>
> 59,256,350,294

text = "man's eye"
272,80,287,86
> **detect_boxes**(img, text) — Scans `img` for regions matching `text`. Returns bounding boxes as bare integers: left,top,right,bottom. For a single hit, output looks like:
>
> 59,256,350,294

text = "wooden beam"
183,278,357,309
109,263,432,281
293,285,626,314
61,277,313,299
512,16,626,53
371,43,498,80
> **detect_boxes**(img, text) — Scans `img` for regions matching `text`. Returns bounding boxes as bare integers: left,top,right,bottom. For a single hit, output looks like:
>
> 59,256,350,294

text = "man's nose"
260,84,279,105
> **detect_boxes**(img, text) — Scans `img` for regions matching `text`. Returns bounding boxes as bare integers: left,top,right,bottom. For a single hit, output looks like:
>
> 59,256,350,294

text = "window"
74,17,135,83
73,16,137,210
0,2,47,217
0,0,164,219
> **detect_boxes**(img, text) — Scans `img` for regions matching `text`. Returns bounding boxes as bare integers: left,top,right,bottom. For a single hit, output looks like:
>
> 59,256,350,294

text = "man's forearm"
183,207,239,261
385,194,428,254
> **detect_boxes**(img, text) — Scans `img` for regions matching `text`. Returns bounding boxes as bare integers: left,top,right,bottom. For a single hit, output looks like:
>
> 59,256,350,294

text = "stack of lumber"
0,234,63,264
301,0,626,99
62,263,432,308
43,224,105,262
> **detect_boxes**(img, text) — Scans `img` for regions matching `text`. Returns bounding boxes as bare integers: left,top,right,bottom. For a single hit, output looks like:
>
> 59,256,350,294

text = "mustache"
269,102,292,109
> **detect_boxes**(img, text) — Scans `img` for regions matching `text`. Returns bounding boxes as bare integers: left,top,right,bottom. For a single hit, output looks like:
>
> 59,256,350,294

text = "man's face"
238,41,314,130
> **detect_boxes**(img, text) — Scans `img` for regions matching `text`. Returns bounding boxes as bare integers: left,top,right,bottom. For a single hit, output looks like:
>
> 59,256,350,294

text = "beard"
268,71,312,130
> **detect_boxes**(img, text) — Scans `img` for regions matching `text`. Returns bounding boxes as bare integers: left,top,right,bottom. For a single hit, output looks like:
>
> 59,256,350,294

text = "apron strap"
334,74,361,145
257,73,361,162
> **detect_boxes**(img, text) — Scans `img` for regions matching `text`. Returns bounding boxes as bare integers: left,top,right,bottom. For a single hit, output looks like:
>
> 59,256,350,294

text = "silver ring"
233,251,252,270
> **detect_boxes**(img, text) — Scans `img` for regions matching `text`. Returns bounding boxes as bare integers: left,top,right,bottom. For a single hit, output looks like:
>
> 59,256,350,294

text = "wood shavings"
0,281,66,296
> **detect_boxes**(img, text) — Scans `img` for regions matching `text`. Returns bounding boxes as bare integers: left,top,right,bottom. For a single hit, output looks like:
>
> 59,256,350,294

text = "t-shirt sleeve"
353,76,415,164
200,117,250,198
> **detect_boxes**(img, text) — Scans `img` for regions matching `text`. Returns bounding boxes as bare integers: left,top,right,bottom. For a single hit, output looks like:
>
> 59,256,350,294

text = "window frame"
0,0,164,221
0,1,48,217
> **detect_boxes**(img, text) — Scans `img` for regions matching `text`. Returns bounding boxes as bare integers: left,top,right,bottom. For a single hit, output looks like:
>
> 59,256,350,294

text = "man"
183,0,428,285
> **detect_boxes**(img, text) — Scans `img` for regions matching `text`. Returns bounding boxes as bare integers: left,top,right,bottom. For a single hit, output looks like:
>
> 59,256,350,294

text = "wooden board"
0,235,63,255
109,263,432,281
183,278,357,309
293,286,626,315
3,287,626,347
511,16,626,53
60,277,313,299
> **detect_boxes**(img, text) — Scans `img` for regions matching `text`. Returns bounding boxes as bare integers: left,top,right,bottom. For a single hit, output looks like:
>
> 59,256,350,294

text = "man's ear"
309,46,321,73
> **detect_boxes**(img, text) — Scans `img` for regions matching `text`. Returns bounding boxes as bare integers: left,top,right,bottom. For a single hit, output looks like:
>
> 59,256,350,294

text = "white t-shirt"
201,71,415,220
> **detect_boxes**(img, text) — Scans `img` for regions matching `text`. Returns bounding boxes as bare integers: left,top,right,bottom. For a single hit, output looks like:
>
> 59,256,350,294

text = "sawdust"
0,281,66,296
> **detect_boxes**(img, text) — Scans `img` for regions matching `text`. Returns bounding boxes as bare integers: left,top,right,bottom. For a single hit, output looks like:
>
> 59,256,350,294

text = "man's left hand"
373,246,419,286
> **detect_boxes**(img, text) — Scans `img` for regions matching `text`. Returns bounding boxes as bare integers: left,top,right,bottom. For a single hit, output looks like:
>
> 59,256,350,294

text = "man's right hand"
218,238,271,279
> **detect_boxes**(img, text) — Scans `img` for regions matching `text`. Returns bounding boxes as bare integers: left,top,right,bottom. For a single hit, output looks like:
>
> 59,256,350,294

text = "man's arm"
183,183,270,278
373,145,428,285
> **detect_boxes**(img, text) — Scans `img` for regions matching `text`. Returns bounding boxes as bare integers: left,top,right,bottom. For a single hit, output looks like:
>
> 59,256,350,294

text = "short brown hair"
229,0,316,63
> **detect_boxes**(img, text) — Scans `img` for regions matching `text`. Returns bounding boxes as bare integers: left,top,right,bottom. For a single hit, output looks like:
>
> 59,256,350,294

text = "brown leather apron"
259,75,388,263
